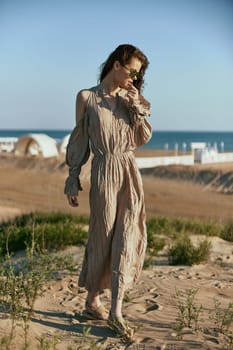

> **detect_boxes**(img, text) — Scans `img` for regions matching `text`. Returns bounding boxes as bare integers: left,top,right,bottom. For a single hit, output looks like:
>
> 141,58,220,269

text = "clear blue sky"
1,0,233,131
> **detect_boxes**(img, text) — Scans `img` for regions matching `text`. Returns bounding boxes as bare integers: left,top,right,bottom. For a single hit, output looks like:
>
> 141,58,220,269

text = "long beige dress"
64,85,152,300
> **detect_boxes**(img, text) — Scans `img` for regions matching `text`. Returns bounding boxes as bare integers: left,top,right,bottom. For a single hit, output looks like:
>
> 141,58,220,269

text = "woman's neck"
100,77,120,97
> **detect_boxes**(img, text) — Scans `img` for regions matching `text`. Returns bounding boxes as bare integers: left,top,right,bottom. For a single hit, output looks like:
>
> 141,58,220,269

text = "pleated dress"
64,85,152,300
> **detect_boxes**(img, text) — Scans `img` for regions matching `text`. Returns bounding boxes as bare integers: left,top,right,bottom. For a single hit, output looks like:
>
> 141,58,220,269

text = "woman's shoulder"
77,85,99,102
75,86,99,121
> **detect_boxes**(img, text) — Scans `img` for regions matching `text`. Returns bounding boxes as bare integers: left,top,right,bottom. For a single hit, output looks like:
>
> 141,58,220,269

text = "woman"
64,44,152,341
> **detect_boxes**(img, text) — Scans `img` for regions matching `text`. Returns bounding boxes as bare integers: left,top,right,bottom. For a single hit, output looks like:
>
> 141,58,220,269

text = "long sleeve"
64,114,90,196
128,100,153,148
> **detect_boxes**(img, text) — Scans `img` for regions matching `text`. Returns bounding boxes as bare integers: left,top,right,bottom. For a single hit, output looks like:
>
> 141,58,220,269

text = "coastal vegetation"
1,212,232,258
0,212,233,271
0,212,233,349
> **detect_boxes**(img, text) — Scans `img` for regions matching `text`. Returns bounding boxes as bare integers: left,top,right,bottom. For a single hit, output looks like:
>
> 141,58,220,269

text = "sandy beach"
0,151,233,349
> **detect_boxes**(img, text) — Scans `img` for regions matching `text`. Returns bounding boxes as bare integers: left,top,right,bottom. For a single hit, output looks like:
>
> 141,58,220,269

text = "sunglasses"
122,65,140,79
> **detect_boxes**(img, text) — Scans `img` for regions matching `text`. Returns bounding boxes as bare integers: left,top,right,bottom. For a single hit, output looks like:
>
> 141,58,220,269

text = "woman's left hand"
126,83,139,104
67,195,79,207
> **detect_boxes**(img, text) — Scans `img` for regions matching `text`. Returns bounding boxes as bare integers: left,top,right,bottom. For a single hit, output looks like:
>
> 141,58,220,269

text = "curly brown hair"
99,44,149,94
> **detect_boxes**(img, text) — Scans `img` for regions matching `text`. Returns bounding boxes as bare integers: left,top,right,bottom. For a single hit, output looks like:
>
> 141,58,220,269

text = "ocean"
0,129,233,152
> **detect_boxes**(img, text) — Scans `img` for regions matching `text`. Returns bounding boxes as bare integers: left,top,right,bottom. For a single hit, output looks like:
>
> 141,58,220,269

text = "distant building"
0,137,18,153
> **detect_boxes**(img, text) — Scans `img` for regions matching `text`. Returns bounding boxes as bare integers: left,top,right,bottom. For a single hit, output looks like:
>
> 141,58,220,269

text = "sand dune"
0,241,232,349
0,152,232,223
140,163,233,194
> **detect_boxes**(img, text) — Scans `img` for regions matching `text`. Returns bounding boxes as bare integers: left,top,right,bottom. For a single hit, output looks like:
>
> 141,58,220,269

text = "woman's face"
116,57,142,90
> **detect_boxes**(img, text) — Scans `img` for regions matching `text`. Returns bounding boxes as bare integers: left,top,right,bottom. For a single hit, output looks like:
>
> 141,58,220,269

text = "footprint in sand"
144,295,162,313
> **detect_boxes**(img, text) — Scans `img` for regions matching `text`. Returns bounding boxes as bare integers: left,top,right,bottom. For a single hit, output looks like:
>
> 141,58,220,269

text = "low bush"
0,212,89,255
168,233,211,266
1,213,230,266
146,216,224,238
220,222,233,242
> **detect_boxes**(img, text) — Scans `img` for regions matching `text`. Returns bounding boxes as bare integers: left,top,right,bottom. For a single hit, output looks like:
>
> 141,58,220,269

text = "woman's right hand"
67,195,79,207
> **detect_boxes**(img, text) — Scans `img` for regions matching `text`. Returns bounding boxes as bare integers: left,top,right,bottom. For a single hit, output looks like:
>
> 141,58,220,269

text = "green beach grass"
0,212,232,264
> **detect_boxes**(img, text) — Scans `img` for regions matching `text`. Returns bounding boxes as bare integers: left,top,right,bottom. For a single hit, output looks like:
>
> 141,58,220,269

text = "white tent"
58,134,70,154
14,133,59,158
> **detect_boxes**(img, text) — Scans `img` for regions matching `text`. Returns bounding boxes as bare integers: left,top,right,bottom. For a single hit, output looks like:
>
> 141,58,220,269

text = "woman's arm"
64,89,91,207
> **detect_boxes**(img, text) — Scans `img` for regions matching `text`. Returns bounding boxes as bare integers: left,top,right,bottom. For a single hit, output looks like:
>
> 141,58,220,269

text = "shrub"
146,216,223,238
174,288,203,332
0,212,89,255
147,233,166,255
168,233,211,265
220,222,233,242
0,235,76,349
